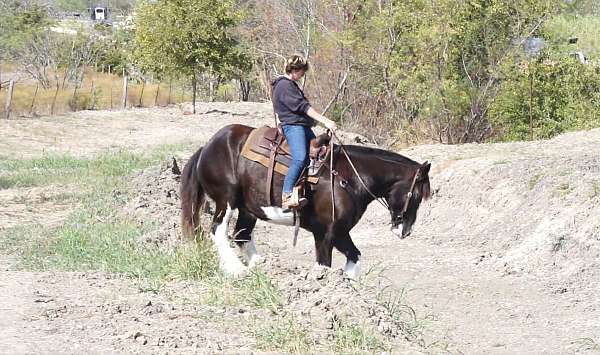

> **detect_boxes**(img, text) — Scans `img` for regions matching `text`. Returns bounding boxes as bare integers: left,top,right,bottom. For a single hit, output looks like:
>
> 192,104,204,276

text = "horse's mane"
345,144,432,200
344,145,421,168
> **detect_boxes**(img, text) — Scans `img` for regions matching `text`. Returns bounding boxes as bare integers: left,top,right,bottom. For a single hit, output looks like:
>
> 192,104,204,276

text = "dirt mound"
400,128,600,293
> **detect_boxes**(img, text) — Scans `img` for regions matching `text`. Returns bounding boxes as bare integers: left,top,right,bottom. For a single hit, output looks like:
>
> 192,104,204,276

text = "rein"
329,131,390,214
328,131,419,221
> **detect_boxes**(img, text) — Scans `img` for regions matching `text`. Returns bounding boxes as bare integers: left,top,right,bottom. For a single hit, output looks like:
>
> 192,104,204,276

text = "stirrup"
308,158,324,176
282,187,307,210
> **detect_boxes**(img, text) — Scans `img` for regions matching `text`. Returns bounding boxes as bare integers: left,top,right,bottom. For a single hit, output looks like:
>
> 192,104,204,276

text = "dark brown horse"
181,124,431,278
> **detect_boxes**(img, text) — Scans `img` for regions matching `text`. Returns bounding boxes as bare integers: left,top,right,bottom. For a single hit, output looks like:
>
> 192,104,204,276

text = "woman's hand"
323,119,337,132
306,107,337,132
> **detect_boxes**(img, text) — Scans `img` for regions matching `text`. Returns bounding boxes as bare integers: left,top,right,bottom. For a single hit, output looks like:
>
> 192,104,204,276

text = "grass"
333,321,387,354
0,143,218,283
376,286,425,343
555,182,574,197
571,337,599,352
590,180,600,199
0,144,185,189
528,174,542,190
202,269,282,313
251,318,313,353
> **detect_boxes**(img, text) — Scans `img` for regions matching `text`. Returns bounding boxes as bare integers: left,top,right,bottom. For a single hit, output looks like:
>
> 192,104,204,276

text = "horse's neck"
348,152,405,199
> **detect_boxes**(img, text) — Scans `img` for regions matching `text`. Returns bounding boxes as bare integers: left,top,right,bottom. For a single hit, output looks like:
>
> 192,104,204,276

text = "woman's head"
285,55,309,80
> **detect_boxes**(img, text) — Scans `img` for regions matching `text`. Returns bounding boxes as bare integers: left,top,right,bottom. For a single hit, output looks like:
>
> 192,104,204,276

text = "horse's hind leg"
333,233,362,279
211,203,247,276
313,232,334,267
233,209,261,268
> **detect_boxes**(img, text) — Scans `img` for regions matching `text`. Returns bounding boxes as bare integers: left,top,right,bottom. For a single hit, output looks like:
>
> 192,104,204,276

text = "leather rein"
328,130,419,221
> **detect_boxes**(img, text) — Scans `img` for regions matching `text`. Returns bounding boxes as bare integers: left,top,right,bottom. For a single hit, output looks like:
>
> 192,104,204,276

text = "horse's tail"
180,147,205,239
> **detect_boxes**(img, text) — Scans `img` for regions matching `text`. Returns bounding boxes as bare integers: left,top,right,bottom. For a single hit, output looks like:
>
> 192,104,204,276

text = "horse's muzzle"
391,224,411,239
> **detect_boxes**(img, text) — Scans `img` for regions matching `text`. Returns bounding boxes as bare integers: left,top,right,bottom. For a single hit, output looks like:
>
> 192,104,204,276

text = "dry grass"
0,68,193,117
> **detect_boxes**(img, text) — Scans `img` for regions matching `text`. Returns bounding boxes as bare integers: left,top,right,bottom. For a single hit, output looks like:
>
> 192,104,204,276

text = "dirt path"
1,103,599,353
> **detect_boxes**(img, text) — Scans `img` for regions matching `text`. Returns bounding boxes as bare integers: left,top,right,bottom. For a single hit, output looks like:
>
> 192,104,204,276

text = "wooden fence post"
4,80,14,119
154,82,160,107
138,78,145,107
30,84,39,116
168,79,172,104
121,68,128,109
109,65,113,110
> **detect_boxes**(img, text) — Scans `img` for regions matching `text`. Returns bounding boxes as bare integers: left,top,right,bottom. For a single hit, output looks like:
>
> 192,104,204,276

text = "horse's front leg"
333,233,362,279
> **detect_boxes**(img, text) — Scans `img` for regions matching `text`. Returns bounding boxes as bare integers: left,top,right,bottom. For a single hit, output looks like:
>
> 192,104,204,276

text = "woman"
272,55,337,209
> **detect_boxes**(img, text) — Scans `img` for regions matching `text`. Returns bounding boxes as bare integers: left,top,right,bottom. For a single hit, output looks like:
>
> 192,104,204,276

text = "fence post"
154,82,160,106
168,79,172,104
4,80,14,119
109,65,113,110
30,83,39,116
138,78,145,107
121,68,128,109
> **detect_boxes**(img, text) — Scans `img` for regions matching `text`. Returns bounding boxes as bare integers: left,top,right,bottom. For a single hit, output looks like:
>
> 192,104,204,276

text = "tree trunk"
239,79,251,101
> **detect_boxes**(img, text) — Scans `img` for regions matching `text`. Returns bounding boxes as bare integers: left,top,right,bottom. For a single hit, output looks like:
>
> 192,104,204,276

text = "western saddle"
240,125,331,206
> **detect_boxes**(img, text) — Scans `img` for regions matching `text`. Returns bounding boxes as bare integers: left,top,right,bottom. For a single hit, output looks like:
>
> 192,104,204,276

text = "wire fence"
0,67,193,119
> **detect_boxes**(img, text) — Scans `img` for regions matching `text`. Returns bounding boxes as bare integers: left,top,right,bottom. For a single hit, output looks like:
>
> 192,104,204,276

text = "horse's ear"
418,161,431,180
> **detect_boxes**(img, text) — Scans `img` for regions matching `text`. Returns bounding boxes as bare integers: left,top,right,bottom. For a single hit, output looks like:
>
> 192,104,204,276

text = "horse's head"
387,161,431,238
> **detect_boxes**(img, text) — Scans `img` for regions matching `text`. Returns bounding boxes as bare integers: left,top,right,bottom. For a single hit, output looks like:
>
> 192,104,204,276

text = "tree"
134,0,250,112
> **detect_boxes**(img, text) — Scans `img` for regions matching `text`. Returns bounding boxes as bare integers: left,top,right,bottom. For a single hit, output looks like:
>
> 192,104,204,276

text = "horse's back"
197,124,255,196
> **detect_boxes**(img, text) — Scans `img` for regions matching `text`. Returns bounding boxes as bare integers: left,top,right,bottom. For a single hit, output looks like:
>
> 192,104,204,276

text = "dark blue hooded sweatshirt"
271,76,315,126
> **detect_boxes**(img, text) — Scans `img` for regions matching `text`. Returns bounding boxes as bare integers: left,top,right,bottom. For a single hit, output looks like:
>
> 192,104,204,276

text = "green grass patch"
333,321,387,354
0,143,187,190
0,143,218,283
251,318,313,353
203,269,282,313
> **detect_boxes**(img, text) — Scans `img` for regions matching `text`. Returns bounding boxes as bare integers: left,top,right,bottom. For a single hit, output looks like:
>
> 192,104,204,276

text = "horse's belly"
259,206,294,226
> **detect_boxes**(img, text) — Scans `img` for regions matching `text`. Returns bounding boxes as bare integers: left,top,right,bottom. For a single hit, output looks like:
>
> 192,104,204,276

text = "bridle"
328,130,419,221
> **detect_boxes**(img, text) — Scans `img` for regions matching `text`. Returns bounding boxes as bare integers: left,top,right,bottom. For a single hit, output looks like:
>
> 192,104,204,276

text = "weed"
528,174,542,190
333,321,387,353
251,318,313,353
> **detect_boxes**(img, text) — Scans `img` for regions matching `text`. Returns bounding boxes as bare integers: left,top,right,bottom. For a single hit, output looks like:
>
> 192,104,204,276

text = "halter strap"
401,168,420,215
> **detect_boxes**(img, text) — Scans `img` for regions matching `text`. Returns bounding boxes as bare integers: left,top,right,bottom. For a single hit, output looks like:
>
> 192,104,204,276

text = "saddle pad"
240,126,320,184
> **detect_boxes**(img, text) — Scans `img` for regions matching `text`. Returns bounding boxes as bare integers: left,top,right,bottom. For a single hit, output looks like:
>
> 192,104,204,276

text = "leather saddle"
240,126,331,205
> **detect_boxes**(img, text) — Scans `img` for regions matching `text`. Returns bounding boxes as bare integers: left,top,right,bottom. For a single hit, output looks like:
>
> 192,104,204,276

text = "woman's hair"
284,55,309,74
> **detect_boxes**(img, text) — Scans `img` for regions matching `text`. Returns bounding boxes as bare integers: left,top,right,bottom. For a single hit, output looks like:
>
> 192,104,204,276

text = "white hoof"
222,260,248,277
247,254,264,268
344,259,361,280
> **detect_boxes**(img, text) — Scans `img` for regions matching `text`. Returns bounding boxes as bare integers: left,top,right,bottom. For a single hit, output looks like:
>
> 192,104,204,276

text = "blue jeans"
282,124,316,193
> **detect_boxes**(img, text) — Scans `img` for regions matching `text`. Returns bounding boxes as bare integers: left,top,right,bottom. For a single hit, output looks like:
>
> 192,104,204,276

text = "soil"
1,102,599,354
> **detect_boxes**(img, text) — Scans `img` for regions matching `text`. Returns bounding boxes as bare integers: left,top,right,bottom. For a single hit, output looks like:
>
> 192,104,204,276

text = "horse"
180,124,431,279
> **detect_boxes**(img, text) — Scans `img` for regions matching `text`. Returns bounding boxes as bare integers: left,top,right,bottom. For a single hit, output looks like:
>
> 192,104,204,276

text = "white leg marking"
211,205,247,276
344,256,361,280
241,237,263,268
260,206,294,226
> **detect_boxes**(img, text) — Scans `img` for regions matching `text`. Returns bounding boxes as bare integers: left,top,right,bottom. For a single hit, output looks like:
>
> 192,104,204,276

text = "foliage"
490,55,600,141
134,0,249,79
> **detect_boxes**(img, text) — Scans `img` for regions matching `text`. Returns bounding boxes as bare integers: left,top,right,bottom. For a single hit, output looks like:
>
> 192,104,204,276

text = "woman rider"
271,55,338,209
